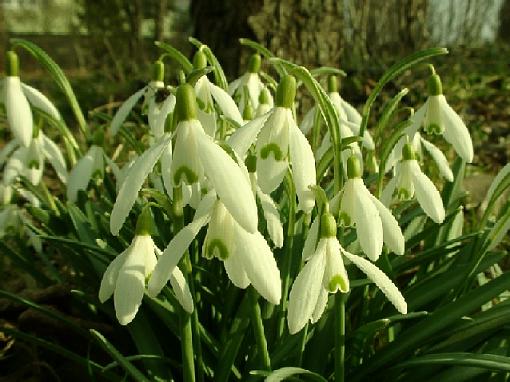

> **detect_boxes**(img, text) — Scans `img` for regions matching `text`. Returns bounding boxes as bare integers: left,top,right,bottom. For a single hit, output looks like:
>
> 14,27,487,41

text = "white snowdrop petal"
160,143,173,197
150,94,176,138
5,77,33,147
196,129,258,233
227,77,242,95
440,97,474,163
339,96,362,124
171,120,204,186
41,134,68,183
300,106,316,135
209,83,243,124
0,139,19,167
302,216,320,262
110,87,146,136
197,108,217,137
369,194,405,255
409,161,445,223
287,241,327,334
323,238,350,293
352,179,383,261
289,122,316,213
236,230,281,305
147,191,216,296
381,176,397,207
310,287,329,324
257,188,284,248
343,251,407,314
98,250,129,303
169,266,194,313
21,83,60,120
256,155,288,194
110,135,171,235
67,146,99,203
114,236,150,325
223,254,251,289
420,136,454,182
227,111,270,158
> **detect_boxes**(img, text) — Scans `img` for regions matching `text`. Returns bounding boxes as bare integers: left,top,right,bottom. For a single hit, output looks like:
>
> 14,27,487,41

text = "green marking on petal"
206,239,229,260
260,143,284,161
328,275,349,293
397,188,412,200
173,166,198,185
339,212,351,227
425,123,444,135
28,160,40,169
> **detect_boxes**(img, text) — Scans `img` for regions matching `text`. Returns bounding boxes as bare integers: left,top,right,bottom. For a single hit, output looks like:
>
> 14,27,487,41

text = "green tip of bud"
328,75,339,93
259,87,271,105
427,74,442,96
402,143,416,160
152,60,165,82
6,51,19,77
243,101,254,120
193,50,207,70
248,53,261,73
245,154,257,173
175,83,198,122
320,213,337,238
347,155,362,179
275,75,296,109
135,206,154,236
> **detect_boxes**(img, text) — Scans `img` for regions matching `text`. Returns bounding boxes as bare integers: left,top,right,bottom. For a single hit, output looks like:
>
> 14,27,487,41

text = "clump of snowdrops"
1,38,509,382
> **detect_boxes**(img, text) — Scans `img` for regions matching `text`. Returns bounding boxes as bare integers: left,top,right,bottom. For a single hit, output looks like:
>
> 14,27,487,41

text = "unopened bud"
275,75,296,109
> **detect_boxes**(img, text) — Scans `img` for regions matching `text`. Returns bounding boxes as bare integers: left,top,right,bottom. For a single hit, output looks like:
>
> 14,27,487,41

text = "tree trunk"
498,0,510,42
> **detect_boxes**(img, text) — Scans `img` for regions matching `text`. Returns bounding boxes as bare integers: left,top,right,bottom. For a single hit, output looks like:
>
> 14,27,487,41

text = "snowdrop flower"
1,51,62,148
419,69,473,163
255,87,273,117
382,143,445,223
331,155,405,261
110,61,174,137
300,76,374,151
109,83,258,236
227,75,316,212
228,54,272,115
67,136,105,203
99,208,193,325
287,211,407,334
2,131,67,190
245,154,284,248
192,50,243,136
147,190,281,305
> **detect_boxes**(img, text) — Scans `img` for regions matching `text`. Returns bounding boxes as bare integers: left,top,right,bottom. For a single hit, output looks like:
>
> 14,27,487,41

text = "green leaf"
352,270,510,380
11,38,88,137
310,66,346,78
251,366,327,382
373,88,409,141
90,329,151,382
359,47,448,139
155,40,193,74
393,353,510,372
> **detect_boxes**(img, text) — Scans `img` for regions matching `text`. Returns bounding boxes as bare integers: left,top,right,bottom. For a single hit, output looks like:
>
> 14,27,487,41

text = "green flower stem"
334,293,346,382
277,172,297,338
248,288,271,371
297,324,308,367
311,107,322,152
173,185,196,382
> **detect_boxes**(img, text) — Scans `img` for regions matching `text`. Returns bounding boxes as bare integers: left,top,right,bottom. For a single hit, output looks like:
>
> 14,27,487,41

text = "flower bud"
328,75,339,93
152,60,165,82
135,206,154,235
175,83,198,122
320,213,337,238
347,155,362,179
248,53,261,73
402,143,416,161
193,50,207,70
427,74,443,96
259,87,271,105
6,51,19,77
275,75,296,109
